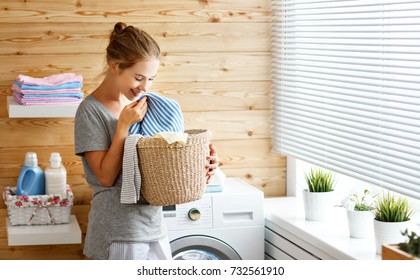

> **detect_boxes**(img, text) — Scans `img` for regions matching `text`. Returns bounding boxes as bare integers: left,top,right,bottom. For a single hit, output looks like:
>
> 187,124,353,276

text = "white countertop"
7,215,82,246
264,197,381,260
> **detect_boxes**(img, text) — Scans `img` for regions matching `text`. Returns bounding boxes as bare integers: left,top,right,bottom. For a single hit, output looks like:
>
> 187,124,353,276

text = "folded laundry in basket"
153,131,188,144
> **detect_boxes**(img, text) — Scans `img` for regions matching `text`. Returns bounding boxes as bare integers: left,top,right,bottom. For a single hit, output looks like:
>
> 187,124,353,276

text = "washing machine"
163,178,264,260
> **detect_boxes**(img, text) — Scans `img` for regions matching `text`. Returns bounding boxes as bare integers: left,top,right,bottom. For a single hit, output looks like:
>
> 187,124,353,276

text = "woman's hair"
106,22,160,70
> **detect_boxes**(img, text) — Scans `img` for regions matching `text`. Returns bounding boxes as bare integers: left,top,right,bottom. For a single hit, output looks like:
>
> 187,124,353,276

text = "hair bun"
110,22,127,41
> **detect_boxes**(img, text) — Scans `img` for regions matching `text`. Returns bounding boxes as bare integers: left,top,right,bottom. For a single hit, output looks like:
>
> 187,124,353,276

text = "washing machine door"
170,235,241,260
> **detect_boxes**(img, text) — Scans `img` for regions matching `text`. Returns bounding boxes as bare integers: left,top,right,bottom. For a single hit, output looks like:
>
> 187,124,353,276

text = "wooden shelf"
7,96,79,118
7,215,82,246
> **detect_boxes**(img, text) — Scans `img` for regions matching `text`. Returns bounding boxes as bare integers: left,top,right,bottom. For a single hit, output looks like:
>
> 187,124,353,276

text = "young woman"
74,22,218,260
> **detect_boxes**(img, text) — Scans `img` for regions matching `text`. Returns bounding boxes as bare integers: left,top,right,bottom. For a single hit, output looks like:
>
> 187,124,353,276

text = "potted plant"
382,230,420,260
373,192,415,255
302,168,336,221
341,188,375,239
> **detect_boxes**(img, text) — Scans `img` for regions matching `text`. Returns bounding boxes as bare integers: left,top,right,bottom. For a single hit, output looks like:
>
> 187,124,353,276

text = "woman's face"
116,59,160,101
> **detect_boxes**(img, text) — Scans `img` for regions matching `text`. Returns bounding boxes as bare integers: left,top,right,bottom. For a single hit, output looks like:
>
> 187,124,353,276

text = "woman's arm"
85,98,148,187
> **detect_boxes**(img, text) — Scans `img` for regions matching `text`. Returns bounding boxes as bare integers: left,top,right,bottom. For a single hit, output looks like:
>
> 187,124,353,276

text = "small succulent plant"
341,188,376,211
374,192,414,222
304,168,335,193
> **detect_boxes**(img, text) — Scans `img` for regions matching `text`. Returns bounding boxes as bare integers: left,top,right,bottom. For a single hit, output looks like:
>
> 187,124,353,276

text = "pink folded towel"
13,94,82,105
17,73,83,86
18,100,82,105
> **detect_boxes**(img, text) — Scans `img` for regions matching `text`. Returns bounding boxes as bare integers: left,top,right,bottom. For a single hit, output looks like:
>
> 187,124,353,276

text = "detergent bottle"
16,152,45,196
45,152,67,195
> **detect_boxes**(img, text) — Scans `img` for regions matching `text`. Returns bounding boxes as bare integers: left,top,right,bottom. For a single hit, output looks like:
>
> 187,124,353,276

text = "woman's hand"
119,97,148,129
206,143,219,184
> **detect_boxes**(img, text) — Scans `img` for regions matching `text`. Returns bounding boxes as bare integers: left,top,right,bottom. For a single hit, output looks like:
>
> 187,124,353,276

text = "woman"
74,22,218,260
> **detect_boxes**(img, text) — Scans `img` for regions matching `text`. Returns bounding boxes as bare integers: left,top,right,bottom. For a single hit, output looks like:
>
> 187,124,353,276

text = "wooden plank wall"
0,0,285,260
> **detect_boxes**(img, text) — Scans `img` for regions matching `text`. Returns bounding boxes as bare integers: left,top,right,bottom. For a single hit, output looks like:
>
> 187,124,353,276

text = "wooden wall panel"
0,23,271,54
0,0,285,260
0,0,271,23
0,52,271,84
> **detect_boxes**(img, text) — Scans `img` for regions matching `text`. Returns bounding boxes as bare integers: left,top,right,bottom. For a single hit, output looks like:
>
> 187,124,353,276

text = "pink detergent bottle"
16,152,45,196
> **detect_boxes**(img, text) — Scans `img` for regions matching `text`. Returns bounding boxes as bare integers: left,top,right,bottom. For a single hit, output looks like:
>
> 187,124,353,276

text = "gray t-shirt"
74,95,166,260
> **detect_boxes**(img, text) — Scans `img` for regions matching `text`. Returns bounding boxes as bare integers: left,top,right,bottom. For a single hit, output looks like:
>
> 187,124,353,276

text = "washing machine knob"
188,208,201,221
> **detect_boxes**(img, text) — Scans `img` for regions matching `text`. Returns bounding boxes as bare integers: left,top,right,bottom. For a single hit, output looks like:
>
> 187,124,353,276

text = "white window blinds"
271,0,420,199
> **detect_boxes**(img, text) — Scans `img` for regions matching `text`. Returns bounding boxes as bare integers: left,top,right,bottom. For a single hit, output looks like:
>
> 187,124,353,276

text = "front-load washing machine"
163,178,264,260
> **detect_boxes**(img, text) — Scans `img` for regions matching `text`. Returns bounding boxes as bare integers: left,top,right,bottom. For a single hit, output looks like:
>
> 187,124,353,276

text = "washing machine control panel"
188,208,201,221
163,196,212,230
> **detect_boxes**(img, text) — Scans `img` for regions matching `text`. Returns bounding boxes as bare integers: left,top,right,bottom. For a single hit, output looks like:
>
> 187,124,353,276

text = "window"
271,0,420,199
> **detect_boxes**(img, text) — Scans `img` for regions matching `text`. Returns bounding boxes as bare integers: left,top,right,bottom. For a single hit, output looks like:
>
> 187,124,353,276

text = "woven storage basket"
2,185,73,226
137,129,211,206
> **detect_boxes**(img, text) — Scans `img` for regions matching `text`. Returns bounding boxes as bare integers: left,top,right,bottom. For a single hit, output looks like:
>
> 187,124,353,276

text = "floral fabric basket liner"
2,185,73,226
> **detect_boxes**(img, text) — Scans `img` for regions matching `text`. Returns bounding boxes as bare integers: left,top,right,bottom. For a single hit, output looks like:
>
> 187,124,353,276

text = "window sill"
264,197,381,260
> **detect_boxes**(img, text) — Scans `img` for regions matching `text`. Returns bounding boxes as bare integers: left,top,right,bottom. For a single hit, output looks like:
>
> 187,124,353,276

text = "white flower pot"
373,219,412,255
346,210,374,239
302,190,335,221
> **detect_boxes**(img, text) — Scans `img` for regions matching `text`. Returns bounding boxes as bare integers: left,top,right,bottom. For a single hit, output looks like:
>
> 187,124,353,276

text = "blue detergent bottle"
16,152,45,196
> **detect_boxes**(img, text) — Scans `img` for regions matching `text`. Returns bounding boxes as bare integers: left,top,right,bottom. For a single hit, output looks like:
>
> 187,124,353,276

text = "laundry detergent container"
137,129,211,206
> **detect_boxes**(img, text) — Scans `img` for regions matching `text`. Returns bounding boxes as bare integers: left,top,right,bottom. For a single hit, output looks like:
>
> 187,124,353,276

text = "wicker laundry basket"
137,129,211,206
2,185,73,226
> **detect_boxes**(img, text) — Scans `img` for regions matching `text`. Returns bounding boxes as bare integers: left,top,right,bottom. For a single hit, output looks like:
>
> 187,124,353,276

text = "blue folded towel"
129,92,184,136
13,81,83,90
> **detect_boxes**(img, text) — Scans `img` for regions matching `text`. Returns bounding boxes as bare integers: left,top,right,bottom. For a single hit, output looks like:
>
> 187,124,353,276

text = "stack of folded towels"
12,73,83,105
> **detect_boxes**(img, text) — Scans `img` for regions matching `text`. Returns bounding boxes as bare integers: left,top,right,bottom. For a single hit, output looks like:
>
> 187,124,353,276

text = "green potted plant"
302,168,336,221
382,230,420,260
373,192,415,255
340,188,376,239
